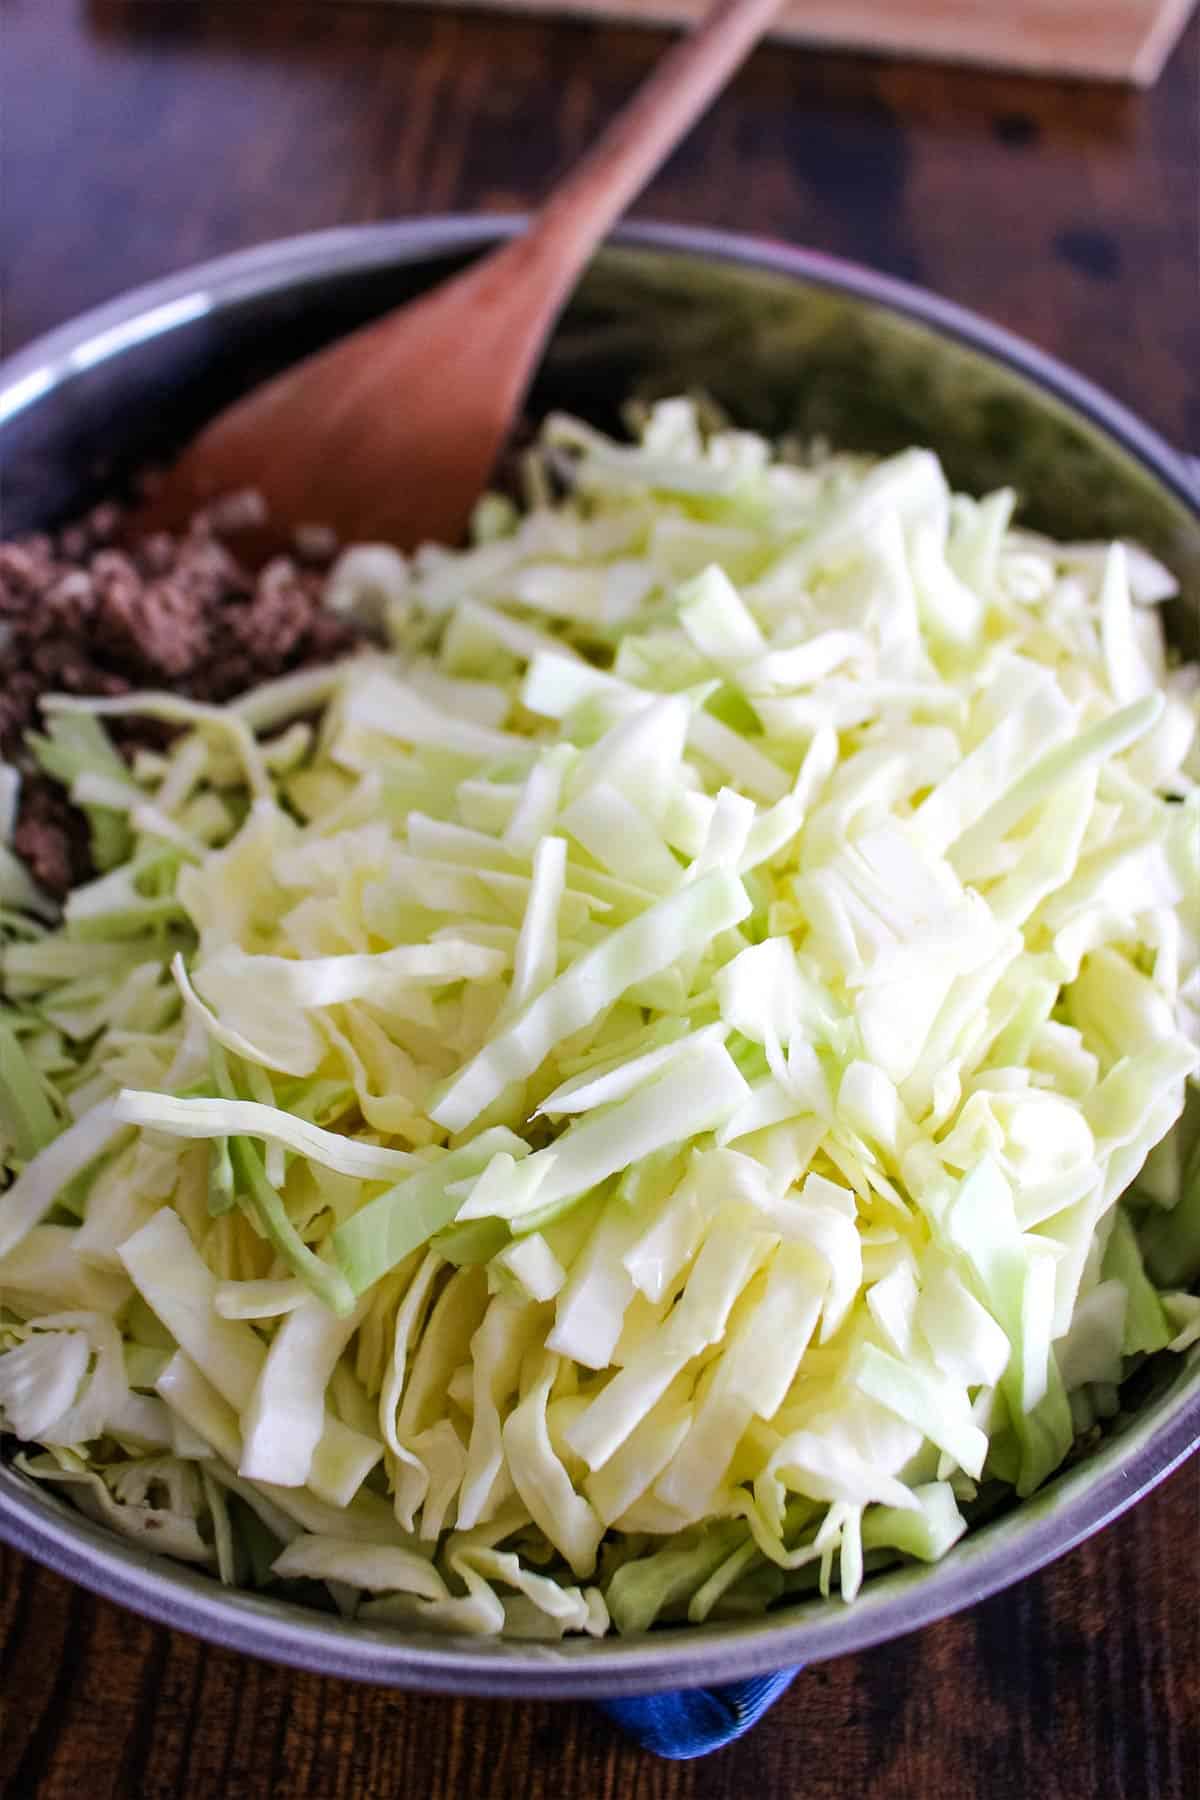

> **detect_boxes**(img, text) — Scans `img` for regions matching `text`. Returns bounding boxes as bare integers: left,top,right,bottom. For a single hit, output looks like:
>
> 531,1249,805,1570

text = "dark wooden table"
2,3,1199,1795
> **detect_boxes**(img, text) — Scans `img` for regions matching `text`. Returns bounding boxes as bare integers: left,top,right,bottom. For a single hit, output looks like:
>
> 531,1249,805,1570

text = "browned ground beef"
0,495,364,899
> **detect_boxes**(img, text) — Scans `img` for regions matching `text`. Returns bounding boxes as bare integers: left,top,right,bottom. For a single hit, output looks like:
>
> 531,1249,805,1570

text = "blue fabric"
598,1667,801,1759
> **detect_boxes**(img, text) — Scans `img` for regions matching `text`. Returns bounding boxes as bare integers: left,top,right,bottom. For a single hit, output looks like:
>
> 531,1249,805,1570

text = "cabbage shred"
2,400,1198,1639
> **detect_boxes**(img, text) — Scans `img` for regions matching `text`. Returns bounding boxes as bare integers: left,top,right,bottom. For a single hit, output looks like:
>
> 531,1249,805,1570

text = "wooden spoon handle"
515,0,781,293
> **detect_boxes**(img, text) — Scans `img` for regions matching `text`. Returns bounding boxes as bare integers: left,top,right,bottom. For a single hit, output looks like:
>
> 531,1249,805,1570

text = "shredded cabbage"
2,399,1197,1640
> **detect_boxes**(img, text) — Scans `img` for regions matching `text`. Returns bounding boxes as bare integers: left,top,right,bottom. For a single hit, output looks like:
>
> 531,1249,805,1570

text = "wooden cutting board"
347,0,1198,84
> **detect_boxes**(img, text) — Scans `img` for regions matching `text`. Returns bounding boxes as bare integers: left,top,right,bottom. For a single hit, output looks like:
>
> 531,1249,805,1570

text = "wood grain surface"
337,0,1200,87
2,3,1199,1796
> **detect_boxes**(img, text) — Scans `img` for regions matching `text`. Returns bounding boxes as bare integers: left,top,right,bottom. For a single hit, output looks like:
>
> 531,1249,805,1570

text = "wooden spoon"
137,0,781,551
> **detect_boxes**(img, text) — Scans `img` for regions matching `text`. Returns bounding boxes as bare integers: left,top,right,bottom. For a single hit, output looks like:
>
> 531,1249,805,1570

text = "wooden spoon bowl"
133,0,781,553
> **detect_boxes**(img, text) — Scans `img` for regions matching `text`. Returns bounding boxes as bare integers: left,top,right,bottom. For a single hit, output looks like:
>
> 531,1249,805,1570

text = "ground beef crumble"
12,779,91,899
0,494,365,899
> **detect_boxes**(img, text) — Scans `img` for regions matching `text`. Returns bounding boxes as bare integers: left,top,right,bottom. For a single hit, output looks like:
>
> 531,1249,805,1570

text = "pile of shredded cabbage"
2,400,1199,1640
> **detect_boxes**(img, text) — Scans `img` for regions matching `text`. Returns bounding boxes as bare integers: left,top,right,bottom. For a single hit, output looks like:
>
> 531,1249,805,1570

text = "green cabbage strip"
1,398,1197,1640
427,869,751,1133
